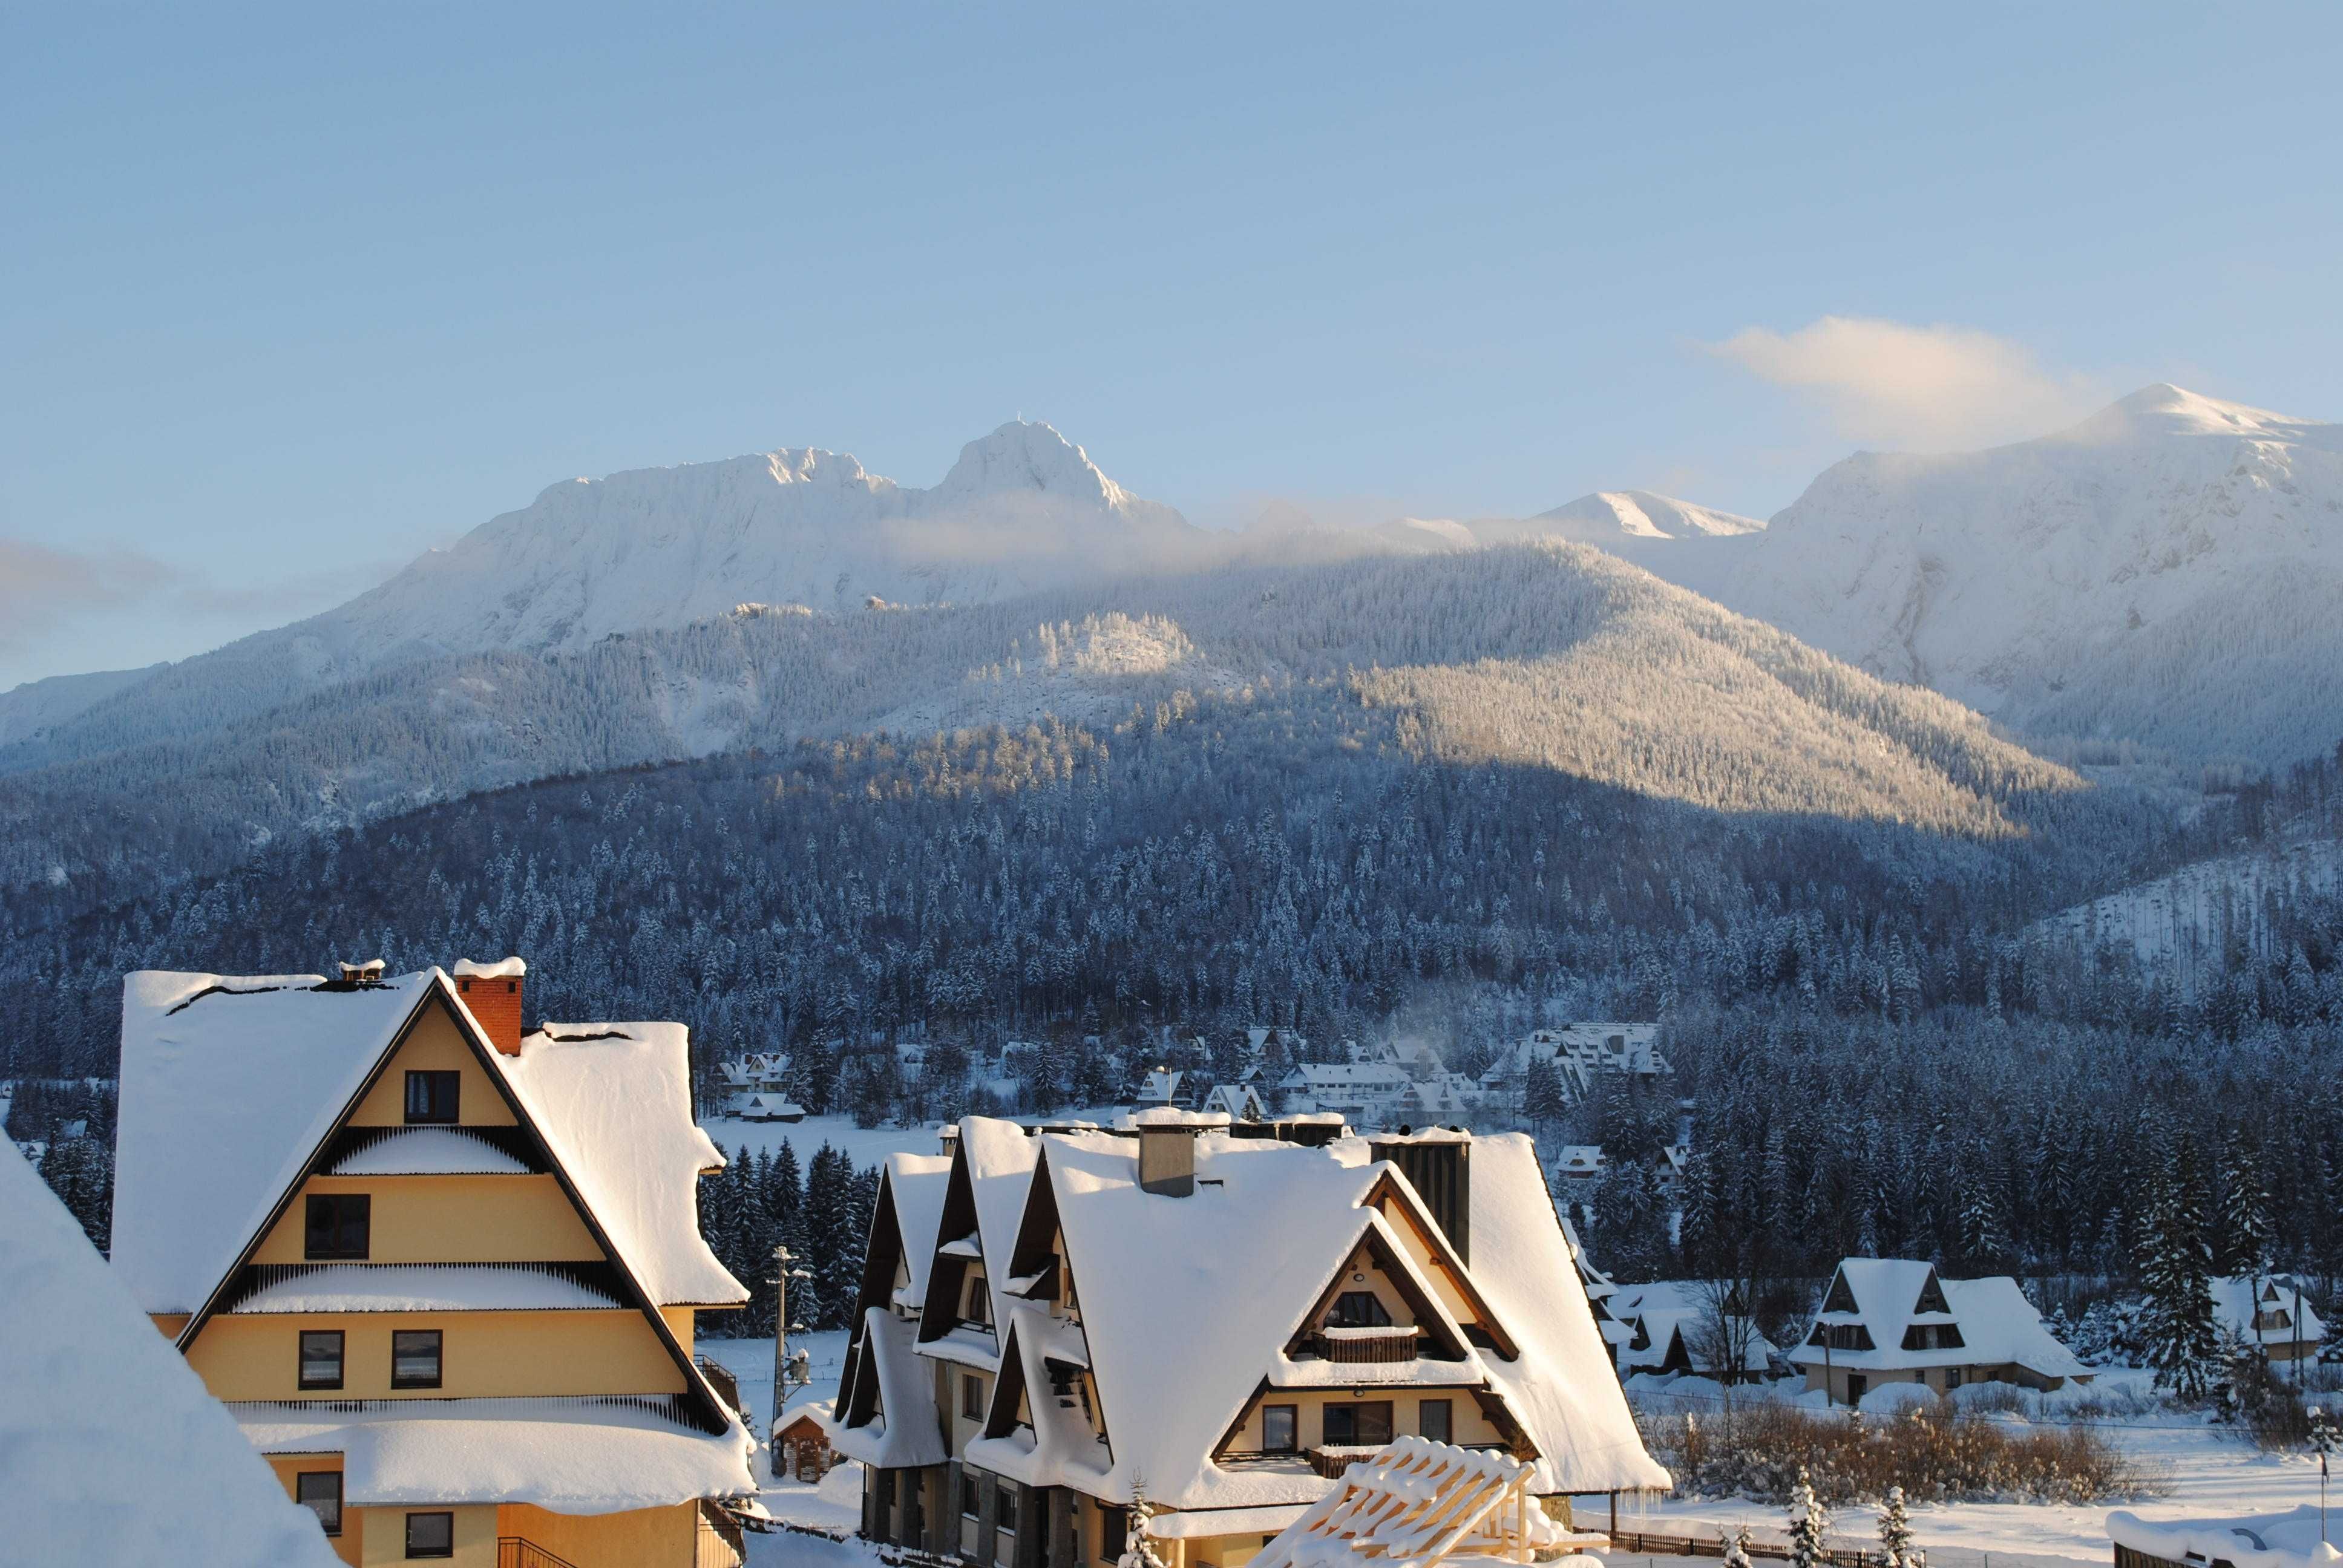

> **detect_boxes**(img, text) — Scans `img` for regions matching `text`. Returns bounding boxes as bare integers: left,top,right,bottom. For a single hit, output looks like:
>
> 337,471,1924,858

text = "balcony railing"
497,1538,581,1568
1311,1327,1423,1364
696,1356,750,1425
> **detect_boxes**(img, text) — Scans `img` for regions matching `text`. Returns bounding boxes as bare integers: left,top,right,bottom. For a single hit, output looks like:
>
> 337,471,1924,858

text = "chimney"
1137,1120,1197,1197
1371,1132,1470,1263
453,956,527,1056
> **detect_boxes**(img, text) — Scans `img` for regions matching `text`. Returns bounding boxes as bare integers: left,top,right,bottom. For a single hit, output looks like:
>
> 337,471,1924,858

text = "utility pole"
2310,1406,2338,1543
769,1244,813,1446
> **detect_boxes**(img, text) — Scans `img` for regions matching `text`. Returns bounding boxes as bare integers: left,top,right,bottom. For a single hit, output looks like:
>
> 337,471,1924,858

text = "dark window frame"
961,1471,980,1520
1322,1400,1394,1447
298,1329,346,1391
304,1193,371,1261
295,1470,342,1536
1099,1506,1128,1564
962,1372,985,1420
1418,1397,1452,1443
392,1328,444,1390
1330,1291,1392,1328
1260,1402,1299,1453
405,1509,455,1558
404,1070,460,1125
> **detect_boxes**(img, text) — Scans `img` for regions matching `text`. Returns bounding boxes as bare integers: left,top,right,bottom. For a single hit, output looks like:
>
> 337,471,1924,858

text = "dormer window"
1913,1274,1950,1316
963,1275,992,1327
404,1070,460,1125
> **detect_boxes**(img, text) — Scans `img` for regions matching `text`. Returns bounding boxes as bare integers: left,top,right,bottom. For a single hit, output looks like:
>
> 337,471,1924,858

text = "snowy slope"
1647,385,2343,765
0,421,1201,768
2030,834,2343,987
1522,489,1765,542
0,1147,346,1567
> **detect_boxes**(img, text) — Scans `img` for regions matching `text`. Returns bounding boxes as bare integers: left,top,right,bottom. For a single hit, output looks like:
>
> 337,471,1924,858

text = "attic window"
304,1194,370,1260
1913,1275,1950,1316
404,1070,460,1125
1808,1322,1874,1352
1330,1291,1392,1328
1821,1274,1858,1315
1901,1323,1965,1351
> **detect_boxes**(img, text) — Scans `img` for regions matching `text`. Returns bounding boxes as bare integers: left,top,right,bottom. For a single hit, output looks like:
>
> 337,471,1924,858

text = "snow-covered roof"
234,1394,753,1515
226,1264,619,1315
328,1126,531,1176
0,1145,345,1568
490,1020,746,1308
962,1115,1043,1331
2212,1275,2327,1348
113,969,433,1315
885,1152,954,1307
111,970,744,1323
1618,1306,1774,1376
832,1308,948,1469
2108,1507,2343,1567
965,1303,1113,1492
1788,1259,2086,1379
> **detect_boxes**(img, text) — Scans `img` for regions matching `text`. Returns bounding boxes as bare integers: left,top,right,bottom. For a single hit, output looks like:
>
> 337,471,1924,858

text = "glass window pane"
393,1330,442,1388
296,1472,341,1535
1357,1402,1392,1445
1418,1399,1451,1442
406,1510,454,1557
299,1330,344,1390
1262,1405,1296,1452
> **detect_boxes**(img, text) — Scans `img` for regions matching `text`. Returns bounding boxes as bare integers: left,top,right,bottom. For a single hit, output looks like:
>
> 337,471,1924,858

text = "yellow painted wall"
663,1305,700,1355
346,1002,517,1127
189,1309,687,1400
267,1453,359,1567
150,1313,191,1339
354,1503,497,1567
1373,1203,1483,1330
1219,1387,1502,1454
498,1501,703,1567
252,1174,601,1265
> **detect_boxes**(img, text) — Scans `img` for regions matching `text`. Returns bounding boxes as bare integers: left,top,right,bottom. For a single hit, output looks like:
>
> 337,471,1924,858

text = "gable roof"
113,969,434,1315
2212,1275,2328,1347
1789,1258,2085,1378
2,1144,346,1568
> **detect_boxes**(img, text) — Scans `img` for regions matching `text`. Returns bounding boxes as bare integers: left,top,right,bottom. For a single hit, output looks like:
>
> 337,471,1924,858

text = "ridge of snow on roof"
233,1395,752,1515
112,969,430,1314
486,1019,746,1307
453,956,528,979
885,1152,954,1305
1027,1121,1389,1510
1463,1134,1672,1493
1,1146,346,1568
227,1264,619,1315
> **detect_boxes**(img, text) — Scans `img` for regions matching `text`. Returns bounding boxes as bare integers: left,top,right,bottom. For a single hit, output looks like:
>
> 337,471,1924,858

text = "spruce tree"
1786,1466,1828,1568
1878,1485,1916,1568
2141,1136,2220,1400
2218,1135,2277,1279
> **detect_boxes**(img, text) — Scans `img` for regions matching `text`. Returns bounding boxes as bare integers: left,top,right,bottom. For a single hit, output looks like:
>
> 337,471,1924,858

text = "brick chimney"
453,956,527,1055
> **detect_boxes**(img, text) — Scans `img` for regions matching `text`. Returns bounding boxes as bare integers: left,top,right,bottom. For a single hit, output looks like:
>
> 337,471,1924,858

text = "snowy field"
1626,1368,2341,1566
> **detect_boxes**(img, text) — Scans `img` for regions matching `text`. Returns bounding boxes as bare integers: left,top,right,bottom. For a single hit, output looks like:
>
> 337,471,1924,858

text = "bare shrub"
1653,1400,2163,1506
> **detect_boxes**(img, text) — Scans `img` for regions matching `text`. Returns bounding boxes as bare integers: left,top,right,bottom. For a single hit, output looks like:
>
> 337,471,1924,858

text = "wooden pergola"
1250,1438,1574,1568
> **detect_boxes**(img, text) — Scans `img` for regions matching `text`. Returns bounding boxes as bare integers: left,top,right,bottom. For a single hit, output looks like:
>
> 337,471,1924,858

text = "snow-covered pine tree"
1786,1467,1828,1568
1720,1525,1754,1568
1521,1056,1568,1128
2217,1134,2276,1279
1878,1485,1917,1568
2140,1135,2220,1400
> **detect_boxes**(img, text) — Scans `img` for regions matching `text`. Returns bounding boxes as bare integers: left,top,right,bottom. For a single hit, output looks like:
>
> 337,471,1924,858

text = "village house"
773,1388,839,1483
1201,1082,1271,1121
1607,1282,1777,1385
1480,1024,1673,1110
829,1112,1666,1568
110,958,757,1568
738,1092,808,1123
1789,1258,2092,1406
2211,1274,2327,1368
1275,1062,1414,1125
715,1051,792,1096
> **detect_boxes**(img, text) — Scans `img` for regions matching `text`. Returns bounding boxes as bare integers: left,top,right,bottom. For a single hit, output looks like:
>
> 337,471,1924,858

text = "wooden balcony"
1312,1327,1422,1364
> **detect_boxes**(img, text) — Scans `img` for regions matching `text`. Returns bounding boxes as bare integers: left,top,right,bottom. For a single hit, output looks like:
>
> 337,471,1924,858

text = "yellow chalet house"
110,957,758,1568
830,1112,1666,1568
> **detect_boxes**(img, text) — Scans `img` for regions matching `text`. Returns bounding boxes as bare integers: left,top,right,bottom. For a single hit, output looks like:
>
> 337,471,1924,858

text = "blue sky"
6,4,2342,688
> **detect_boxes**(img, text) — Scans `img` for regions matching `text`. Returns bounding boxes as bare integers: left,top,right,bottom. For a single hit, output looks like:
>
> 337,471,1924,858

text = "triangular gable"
1362,1169,1519,1359
1821,1269,1858,1315
916,1139,993,1345
1913,1269,1950,1317
1281,1217,1476,1365
173,973,734,1436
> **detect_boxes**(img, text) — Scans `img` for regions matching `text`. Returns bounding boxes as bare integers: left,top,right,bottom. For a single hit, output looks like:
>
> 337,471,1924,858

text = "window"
304,1193,370,1260
1260,1403,1298,1453
295,1471,342,1536
962,1472,980,1519
1100,1506,1128,1564
1845,1373,1868,1403
962,1373,985,1420
1322,1400,1393,1447
963,1275,993,1327
1808,1322,1875,1352
1329,1291,1392,1328
405,1511,454,1558
404,1070,460,1124
298,1330,345,1391
392,1329,444,1390
1418,1399,1452,1443
1944,1367,1964,1390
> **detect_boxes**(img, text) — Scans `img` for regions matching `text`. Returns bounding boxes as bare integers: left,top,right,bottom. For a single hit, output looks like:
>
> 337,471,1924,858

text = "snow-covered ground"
1626,1368,2343,1566
2031,834,2343,987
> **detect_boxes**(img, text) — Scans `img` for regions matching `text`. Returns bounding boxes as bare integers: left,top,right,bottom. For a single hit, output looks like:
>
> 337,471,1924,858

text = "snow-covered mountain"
1522,490,1765,543
1643,385,2343,766
0,421,1202,768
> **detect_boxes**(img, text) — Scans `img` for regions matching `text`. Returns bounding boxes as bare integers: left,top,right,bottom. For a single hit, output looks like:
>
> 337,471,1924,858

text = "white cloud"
0,541,176,653
1708,316,2106,451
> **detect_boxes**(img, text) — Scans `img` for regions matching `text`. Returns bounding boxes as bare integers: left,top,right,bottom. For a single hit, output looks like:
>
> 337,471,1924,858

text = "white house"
1277,1062,1413,1124
1609,1282,1777,1385
2212,1274,2327,1367
831,1115,1668,1568
1555,1146,1606,1188
739,1092,808,1123
1200,1082,1269,1121
2109,1506,2342,1568
1134,1067,1190,1111
1789,1258,2092,1406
